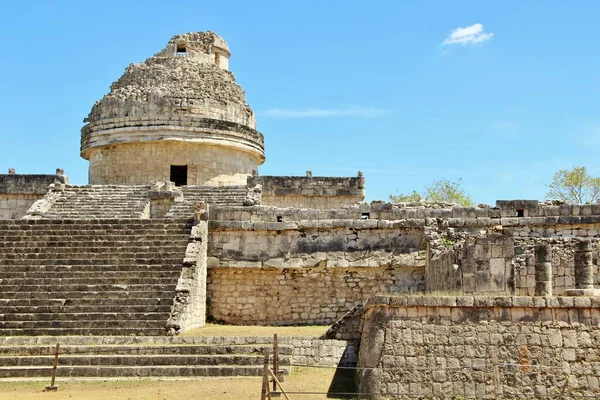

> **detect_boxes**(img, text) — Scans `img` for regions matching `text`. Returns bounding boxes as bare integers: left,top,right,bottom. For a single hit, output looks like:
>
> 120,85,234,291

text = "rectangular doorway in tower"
170,165,188,186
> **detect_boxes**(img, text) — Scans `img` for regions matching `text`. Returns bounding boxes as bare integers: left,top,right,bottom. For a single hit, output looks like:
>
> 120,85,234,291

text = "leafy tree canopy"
389,179,474,207
546,166,600,204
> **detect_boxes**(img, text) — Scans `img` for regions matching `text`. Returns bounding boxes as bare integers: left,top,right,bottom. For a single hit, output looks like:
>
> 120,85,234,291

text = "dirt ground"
0,366,357,400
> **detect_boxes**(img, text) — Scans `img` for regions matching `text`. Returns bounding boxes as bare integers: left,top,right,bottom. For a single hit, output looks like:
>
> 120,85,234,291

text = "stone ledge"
209,203,600,224
365,295,600,309
0,174,66,195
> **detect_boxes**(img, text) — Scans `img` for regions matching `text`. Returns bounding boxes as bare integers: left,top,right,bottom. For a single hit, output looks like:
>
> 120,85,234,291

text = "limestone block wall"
206,220,426,324
458,234,515,295
0,194,40,220
358,295,600,399
209,225,424,266
290,338,359,367
87,141,260,185
247,175,365,209
425,249,462,293
0,173,65,220
207,266,424,325
207,202,600,313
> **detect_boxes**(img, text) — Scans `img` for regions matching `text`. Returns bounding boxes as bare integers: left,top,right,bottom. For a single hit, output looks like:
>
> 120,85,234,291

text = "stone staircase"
41,185,151,219
0,219,192,336
166,185,246,218
28,184,247,220
0,336,291,378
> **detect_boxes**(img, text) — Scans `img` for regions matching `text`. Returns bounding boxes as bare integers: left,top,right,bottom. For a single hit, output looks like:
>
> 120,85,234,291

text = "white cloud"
262,105,390,119
443,23,494,46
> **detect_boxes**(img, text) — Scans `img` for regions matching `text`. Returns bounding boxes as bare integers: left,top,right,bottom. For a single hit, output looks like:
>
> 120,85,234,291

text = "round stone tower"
81,31,265,186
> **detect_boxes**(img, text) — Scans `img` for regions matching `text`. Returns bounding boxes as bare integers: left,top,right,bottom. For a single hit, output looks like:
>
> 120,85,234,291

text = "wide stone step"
0,365,267,378
0,344,292,356
0,245,186,253
0,298,173,307
0,237,190,243
0,290,175,299
0,260,184,267
0,305,173,314
0,254,185,262
0,312,170,322
0,354,282,367
0,277,176,285
0,319,166,329
0,270,181,279
0,327,168,336
0,226,191,233
0,284,176,293
0,236,190,243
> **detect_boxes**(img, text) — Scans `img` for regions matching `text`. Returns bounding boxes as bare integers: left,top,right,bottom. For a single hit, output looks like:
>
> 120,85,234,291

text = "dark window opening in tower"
170,165,188,186
176,44,187,55
215,52,221,66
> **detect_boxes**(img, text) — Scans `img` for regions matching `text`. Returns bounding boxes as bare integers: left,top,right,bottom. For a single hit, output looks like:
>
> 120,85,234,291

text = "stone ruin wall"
206,200,600,325
0,172,67,220
358,295,600,399
247,175,365,209
206,217,426,324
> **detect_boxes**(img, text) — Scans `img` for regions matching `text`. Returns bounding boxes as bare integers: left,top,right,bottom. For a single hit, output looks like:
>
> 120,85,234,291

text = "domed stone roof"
84,31,256,128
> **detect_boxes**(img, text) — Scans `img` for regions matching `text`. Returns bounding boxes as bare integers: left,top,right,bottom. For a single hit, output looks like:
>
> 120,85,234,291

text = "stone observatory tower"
81,31,265,186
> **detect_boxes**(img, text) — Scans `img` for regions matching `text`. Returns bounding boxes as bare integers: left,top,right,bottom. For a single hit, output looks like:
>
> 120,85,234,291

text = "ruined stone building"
1,32,599,398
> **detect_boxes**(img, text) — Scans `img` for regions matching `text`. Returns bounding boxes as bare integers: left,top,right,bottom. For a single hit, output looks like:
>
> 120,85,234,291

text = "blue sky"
1,0,599,204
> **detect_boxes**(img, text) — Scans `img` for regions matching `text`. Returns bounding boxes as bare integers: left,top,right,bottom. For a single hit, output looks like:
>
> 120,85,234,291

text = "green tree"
388,190,421,203
546,166,600,204
389,179,474,206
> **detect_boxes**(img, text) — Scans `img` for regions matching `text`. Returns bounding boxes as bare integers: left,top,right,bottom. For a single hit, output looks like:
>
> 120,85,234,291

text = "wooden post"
44,343,60,391
273,334,279,392
261,348,270,400
269,369,291,400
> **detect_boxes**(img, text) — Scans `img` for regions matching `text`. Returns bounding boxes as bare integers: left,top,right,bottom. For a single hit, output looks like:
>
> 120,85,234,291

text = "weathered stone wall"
210,200,600,226
87,141,260,186
458,234,515,295
358,295,600,399
0,173,65,220
206,212,426,324
247,175,365,209
425,249,462,293
0,194,41,220
324,305,364,340
207,266,424,325
208,225,424,267
291,338,359,367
